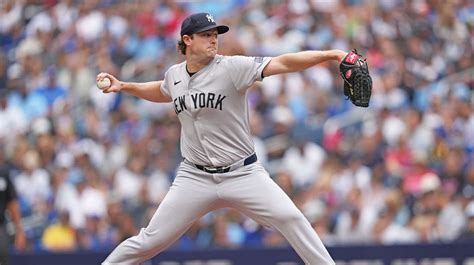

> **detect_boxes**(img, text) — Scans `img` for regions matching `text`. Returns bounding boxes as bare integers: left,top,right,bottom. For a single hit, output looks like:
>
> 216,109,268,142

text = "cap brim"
194,25,229,35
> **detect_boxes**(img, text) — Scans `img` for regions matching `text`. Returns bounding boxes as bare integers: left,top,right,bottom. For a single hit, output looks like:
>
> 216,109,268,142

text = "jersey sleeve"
159,70,171,98
227,56,272,91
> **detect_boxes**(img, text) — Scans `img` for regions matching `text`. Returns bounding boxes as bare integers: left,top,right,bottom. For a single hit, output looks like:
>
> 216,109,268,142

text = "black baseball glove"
339,49,372,107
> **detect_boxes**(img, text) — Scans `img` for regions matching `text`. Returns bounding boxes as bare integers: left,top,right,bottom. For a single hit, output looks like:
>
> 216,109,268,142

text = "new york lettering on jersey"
173,92,226,114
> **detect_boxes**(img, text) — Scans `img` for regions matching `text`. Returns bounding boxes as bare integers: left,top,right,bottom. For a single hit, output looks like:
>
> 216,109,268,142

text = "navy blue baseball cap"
180,13,229,36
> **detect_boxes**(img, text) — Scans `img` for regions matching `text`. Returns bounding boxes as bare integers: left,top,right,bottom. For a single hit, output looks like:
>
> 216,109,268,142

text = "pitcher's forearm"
278,50,345,71
120,81,171,103
263,49,347,76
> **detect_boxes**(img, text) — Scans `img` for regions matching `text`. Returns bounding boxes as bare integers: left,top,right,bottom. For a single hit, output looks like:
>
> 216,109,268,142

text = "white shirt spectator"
304,66,334,92
103,143,128,176
372,84,408,111
310,0,340,13
335,206,377,244
437,201,466,241
465,115,474,149
54,2,78,32
288,0,310,15
26,11,55,36
76,11,106,42
107,15,128,39
0,104,27,140
282,141,326,189
0,2,23,34
342,165,372,192
79,186,107,218
114,167,145,202
380,223,419,244
331,171,355,203
261,72,306,100
147,170,171,205
383,115,407,147
72,138,106,169
15,169,51,207
261,28,305,56
55,181,84,228
408,123,434,153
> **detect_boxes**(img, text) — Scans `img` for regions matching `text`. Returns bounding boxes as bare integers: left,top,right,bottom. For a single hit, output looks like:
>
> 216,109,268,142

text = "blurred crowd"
0,0,473,254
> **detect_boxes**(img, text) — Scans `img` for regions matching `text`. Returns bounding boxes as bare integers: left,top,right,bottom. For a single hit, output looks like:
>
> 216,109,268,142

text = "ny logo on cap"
206,14,215,23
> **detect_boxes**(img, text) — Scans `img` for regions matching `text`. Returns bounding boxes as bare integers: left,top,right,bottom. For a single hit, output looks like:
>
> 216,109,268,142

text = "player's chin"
207,48,217,57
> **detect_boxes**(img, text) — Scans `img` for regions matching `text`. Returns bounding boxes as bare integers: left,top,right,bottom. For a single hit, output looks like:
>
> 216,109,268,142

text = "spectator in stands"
35,67,67,109
457,201,474,242
112,155,147,207
77,214,115,250
13,150,51,217
373,190,418,244
281,129,326,190
41,210,77,251
334,188,377,244
6,70,48,123
0,88,28,142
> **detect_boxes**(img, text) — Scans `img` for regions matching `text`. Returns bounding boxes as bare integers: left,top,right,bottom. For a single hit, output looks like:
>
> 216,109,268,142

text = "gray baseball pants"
102,161,335,265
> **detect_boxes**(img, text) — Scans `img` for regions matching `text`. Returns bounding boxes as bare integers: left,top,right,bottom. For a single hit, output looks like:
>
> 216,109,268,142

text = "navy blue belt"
194,153,257,174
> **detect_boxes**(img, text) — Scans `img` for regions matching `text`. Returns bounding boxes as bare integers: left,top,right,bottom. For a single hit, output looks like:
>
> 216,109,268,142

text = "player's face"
189,29,219,58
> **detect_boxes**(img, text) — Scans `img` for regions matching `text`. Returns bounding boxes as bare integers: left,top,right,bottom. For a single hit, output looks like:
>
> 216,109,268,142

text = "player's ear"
183,34,193,45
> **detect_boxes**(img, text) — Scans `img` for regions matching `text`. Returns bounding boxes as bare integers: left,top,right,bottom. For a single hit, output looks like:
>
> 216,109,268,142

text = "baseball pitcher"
98,12,371,265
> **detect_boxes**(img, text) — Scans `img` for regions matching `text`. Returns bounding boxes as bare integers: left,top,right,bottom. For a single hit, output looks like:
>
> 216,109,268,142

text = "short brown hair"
177,35,193,55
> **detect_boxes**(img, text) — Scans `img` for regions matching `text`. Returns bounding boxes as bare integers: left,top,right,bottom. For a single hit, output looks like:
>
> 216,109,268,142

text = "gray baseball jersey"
102,55,335,265
160,55,270,166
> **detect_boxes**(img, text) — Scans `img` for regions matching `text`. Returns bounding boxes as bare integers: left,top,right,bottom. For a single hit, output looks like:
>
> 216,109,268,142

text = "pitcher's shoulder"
167,61,186,73
215,55,244,67
218,54,259,63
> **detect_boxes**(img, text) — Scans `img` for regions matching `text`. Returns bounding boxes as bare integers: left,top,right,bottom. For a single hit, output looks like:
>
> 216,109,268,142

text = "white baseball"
97,77,111,90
